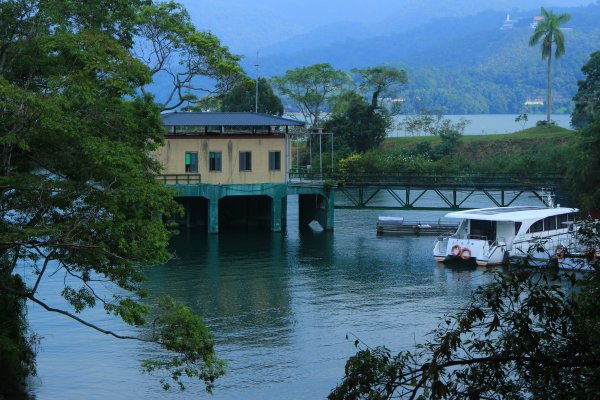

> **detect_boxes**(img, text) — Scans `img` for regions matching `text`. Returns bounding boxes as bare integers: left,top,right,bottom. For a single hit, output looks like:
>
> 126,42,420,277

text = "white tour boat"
433,206,579,266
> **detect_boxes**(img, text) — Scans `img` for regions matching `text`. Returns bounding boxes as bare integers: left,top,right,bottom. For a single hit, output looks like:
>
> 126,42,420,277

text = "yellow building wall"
154,135,287,184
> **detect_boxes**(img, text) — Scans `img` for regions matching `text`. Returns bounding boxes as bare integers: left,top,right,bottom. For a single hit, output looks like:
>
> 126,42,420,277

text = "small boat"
433,206,579,266
377,216,457,235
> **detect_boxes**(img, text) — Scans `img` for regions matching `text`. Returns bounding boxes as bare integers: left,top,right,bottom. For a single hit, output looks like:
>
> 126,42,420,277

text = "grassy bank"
339,126,575,176
385,125,573,145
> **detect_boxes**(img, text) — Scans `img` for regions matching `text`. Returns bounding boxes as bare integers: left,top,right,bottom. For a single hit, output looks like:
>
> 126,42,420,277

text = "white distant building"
501,13,514,30
525,98,544,106
530,15,544,29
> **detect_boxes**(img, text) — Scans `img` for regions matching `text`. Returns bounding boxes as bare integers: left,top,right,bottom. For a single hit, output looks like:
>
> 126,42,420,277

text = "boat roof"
445,206,578,222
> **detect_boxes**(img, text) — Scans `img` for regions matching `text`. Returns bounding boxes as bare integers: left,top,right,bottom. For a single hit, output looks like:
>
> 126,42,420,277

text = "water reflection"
146,230,294,350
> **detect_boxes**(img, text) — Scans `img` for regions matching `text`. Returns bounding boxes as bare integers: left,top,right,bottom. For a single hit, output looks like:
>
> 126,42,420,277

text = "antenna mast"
255,51,259,113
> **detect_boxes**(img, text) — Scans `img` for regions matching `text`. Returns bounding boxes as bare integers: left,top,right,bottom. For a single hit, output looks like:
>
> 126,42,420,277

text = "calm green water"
28,201,496,399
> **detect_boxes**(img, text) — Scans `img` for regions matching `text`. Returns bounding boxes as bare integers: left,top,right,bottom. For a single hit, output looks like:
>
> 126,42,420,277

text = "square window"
185,152,198,173
269,151,281,171
239,151,251,171
209,151,222,172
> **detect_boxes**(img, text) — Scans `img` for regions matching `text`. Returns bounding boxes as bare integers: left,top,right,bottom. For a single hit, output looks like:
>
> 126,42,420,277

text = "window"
269,151,281,171
528,219,544,234
558,213,573,229
239,151,252,171
544,216,557,231
185,152,198,173
209,151,222,172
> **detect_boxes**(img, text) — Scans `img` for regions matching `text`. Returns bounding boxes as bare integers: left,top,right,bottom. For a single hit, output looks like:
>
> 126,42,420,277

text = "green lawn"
385,125,574,148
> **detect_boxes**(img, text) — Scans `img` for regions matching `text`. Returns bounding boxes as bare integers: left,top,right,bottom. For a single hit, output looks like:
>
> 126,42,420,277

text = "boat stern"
434,237,506,266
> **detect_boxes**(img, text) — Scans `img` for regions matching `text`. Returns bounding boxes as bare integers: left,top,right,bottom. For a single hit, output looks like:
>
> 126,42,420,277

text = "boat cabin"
434,206,579,266
447,206,577,247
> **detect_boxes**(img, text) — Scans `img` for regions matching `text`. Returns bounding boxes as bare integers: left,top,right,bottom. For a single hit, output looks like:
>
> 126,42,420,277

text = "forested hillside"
251,3,600,114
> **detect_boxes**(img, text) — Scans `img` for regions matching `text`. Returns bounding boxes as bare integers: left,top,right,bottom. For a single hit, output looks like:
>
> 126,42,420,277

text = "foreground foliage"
0,0,237,394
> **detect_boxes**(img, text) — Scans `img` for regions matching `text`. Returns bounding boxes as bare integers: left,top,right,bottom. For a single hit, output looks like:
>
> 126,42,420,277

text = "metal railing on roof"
157,174,201,185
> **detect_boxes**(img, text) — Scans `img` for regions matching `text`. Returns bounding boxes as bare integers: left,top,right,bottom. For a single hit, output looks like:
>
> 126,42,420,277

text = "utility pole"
255,51,259,113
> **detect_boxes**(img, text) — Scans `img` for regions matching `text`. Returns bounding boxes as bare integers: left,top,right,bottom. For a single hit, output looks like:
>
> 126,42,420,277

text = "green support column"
325,192,335,231
208,198,219,234
271,196,282,232
281,196,288,228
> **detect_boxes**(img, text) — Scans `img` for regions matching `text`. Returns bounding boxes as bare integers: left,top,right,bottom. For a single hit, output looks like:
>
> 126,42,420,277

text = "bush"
536,119,556,127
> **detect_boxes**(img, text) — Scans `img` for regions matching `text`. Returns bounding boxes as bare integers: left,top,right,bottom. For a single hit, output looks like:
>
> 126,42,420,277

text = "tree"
351,66,407,112
515,112,529,131
324,91,391,154
528,7,571,124
330,226,600,399
568,51,600,213
568,113,600,213
572,51,600,129
135,1,245,111
272,63,350,128
0,0,229,394
221,77,284,115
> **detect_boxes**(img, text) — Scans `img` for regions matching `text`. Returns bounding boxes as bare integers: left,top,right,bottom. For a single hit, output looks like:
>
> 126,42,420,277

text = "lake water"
26,196,514,399
390,114,572,136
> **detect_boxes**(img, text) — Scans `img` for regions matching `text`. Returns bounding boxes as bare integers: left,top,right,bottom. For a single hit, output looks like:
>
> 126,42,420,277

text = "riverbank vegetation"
336,125,574,176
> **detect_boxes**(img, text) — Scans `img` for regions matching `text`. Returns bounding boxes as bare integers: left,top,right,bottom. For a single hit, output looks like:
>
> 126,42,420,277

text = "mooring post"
325,192,335,231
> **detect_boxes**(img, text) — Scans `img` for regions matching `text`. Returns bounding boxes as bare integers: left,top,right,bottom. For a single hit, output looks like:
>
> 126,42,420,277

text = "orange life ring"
461,248,472,260
554,246,566,259
450,244,461,257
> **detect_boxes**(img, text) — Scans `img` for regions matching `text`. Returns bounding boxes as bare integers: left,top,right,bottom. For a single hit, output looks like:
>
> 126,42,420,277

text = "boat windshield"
469,219,496,241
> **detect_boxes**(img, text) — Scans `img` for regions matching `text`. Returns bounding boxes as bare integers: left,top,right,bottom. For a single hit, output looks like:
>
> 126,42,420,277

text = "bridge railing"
157,174,201,185
288,170,565,188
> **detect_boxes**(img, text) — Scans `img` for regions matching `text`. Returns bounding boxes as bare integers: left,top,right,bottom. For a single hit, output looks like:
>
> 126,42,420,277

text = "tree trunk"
547,50,552,124
371,89,380,109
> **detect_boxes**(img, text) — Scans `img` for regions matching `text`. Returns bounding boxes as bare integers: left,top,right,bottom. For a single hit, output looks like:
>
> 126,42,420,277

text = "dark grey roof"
161,112,304,127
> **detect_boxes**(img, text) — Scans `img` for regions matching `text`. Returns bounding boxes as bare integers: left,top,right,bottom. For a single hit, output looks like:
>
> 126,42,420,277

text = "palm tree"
529,7,571,124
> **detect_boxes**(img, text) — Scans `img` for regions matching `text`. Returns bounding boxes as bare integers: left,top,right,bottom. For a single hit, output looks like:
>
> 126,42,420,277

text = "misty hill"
180,0,595,54
247,3,600,114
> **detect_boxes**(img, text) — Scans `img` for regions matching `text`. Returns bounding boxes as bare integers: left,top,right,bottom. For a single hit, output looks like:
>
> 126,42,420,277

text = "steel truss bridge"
288,172,568,211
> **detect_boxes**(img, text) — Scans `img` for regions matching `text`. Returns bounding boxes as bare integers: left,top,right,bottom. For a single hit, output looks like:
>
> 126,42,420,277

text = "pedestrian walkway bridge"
288,172,567,210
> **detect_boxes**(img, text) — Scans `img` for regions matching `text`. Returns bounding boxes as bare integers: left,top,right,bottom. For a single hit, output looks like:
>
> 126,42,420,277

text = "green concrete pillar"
208,198,219,234
325,192,335,231
281,196,288,227
271,196,282,232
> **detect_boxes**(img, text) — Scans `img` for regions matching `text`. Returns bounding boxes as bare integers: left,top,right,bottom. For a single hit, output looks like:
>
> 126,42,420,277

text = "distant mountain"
153,1,599,114
246,3,600,114
180,0,596,54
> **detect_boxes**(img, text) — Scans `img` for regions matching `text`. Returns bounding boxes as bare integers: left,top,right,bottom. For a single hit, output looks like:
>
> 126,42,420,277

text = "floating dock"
376,216,458,236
